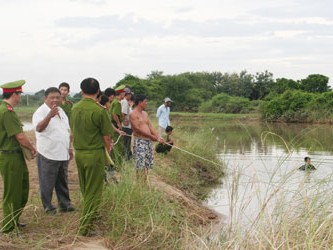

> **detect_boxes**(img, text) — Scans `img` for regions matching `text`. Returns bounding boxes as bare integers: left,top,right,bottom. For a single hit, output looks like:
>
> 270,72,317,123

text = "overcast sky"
0,0,332,93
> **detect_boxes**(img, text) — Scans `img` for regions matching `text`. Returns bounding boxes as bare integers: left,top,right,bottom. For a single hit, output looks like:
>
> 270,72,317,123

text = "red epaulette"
6,104,13,112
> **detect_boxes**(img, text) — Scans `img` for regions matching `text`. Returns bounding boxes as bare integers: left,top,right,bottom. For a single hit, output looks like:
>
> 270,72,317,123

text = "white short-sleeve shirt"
32,103,70,161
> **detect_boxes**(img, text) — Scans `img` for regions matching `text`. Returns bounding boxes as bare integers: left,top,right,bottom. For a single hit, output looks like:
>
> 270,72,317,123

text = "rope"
116,133,224,168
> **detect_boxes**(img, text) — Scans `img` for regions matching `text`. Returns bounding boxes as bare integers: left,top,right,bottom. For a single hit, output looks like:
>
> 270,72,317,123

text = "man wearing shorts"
130,94,164,182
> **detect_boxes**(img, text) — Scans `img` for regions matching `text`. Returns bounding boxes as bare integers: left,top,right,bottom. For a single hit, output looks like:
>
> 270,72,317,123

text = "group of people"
0,78,172,236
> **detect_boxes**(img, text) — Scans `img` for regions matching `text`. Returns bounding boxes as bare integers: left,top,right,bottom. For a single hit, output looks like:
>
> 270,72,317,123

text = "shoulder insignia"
6,104,13,112
96,102,107,110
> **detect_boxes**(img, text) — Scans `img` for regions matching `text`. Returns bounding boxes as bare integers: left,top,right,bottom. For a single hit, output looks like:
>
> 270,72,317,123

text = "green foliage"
300,74,330,93
260,90,327,122
199,93,251,114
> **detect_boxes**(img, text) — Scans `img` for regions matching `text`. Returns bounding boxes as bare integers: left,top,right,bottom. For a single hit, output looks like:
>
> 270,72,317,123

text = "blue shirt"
156,104,170,129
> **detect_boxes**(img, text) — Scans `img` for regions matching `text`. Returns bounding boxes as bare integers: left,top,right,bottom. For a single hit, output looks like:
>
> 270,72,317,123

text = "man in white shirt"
156,97,173,136
32,87,74,214
121,88,133,160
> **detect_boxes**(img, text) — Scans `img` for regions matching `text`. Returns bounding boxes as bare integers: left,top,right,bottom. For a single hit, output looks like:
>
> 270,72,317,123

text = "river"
204,121,333,229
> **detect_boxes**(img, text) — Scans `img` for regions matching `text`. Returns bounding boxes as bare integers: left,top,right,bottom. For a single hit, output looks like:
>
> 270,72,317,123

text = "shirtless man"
130,94,164,182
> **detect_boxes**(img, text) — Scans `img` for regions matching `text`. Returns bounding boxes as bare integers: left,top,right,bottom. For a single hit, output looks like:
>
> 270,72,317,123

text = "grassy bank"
0,112,225,249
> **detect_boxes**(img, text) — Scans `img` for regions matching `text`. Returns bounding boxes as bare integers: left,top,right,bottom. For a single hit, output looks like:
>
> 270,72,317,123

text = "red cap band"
2,86,23,93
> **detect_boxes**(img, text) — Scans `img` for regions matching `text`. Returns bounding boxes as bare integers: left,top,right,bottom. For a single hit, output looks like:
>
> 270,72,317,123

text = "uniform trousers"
36,153,71,211
0,152,29,233
75,149,105,235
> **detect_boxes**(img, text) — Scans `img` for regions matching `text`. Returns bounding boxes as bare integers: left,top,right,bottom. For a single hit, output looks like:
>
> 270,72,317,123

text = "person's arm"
15,133,37,157
35,105,59,132
103,135,112,153
112,113,122,129
156,106,161,118
147,118,164,143
130,112,155,140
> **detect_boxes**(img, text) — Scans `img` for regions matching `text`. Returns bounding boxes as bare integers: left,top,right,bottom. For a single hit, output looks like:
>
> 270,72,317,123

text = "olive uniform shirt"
109,99,122,129
70,98,112,150
59,100,73,120
0,102,23,150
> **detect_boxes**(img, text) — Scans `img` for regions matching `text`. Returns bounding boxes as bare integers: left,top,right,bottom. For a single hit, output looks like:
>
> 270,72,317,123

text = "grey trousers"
37,153,71,210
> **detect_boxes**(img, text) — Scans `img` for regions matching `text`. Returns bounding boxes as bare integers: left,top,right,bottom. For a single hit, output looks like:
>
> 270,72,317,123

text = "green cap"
115,84,126,93
0,80,25,93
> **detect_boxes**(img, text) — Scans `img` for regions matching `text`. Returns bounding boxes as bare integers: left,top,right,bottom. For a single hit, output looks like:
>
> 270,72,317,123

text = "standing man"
70,78,112,236
130,94,164,182
104,87,116,104
156,97,173,136
0,80,37,233
109,85,126,166
121,88,133,160
32,87,75,214
58,82,73,120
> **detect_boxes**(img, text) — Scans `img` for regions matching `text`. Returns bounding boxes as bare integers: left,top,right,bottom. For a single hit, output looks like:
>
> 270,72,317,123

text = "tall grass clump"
155,127,224,200
100,166,187,249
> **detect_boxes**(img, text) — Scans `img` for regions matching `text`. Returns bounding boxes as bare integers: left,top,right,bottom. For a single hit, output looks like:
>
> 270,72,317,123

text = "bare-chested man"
130,94,164,182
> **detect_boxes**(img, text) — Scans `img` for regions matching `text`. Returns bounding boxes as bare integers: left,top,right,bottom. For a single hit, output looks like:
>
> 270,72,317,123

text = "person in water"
299,156,316,171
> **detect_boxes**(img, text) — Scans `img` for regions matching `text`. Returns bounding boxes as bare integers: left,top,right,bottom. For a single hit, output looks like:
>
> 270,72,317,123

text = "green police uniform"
0,80,29,233
70,98,112,235
59,99,73,120
109,98,124,166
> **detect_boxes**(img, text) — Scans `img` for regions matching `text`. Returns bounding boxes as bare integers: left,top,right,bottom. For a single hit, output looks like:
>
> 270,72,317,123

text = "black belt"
0,149,21,153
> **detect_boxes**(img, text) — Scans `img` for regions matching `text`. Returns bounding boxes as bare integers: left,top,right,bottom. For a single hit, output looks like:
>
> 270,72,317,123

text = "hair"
80,78,100,95
165,126,173,133
134,94,147,106
2,92,15,99
100,95,109,106
304,156,311,162
58,82,70,91
130,95,135,102
45,87,61,97
104,88,116,97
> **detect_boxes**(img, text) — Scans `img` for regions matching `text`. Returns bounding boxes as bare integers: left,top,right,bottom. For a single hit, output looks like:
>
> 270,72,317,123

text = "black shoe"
59,205,76,213
16,222,26,228
45,208,57,215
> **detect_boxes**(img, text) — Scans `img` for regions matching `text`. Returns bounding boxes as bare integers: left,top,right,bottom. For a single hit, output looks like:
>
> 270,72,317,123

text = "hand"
157,136,164,144
31,145,37,158
49,105,60,118
69,148,74,161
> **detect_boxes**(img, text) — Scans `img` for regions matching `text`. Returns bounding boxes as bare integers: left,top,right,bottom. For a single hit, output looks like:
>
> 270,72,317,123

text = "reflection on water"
205,122,333,228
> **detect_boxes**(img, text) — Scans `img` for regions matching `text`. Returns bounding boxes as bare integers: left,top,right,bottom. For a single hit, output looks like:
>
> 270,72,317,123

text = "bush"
199,93,251,114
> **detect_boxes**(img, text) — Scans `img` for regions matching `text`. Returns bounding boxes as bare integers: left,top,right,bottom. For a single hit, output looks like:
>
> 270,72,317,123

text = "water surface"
204,122,333,227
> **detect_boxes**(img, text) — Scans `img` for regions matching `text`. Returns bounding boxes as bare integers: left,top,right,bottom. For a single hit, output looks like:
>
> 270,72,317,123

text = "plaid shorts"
133,138,153,170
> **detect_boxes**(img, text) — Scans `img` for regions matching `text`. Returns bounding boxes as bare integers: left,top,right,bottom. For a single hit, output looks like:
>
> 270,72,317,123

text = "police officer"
58,82,73,120
70,78,112,236
0,80,37,234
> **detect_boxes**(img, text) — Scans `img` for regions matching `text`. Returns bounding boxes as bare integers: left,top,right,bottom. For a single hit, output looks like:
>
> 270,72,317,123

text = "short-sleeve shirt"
0,102,23,150
70,98,112,150
32,103,70,161
121,99,131,129
109,99,122,128
59,100,73,120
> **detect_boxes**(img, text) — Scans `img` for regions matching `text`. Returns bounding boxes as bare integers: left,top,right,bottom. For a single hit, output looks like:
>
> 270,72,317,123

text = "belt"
0,149,21,153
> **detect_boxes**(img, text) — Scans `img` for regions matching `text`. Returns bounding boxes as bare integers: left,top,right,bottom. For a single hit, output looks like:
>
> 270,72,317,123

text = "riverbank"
0,114,225,249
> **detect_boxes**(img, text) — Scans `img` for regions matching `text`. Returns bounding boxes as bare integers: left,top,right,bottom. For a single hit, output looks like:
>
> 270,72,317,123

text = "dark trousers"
122,127,132,160
37,154,71,211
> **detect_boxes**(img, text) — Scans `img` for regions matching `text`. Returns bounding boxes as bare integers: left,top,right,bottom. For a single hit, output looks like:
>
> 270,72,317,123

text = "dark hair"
304,157,311,162
130,95,135,101
80,78,100,95
2,92,14,99
134,94,147,106
104,88,116,97
165,126,173,133
58,82,70,91
45,87,61,97
100,95,109,106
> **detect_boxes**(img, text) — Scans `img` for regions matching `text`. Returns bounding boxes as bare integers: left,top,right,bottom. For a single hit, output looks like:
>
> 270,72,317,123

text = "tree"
271,78,300,94
250,71,274,100
300,74,330,93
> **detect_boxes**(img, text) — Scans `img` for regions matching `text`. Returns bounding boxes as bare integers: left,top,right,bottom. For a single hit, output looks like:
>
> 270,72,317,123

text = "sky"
0,0,332,93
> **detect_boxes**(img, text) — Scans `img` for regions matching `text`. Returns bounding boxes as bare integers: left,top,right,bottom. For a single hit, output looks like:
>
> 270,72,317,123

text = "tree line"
12,70,331,122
